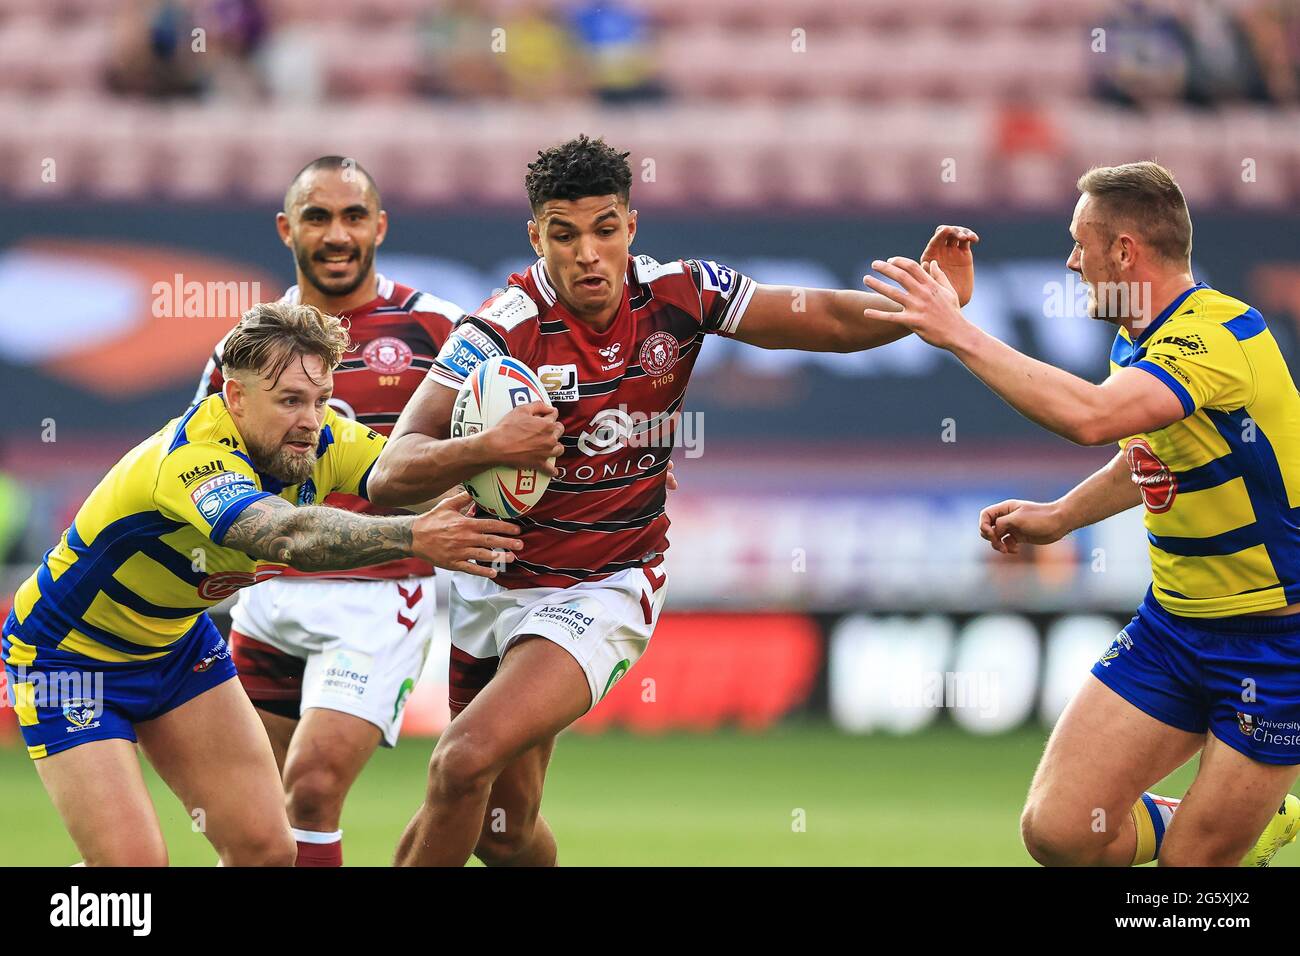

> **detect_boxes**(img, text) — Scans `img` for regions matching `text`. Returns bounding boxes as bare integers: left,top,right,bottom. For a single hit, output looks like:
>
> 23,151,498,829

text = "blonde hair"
221,302,350,387
1076,161,1193,264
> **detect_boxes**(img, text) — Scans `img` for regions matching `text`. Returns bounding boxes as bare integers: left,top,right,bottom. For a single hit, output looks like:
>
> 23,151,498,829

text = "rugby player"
193,157,555,866
0,302,530,866
362,135,979,866
862,161,1300,866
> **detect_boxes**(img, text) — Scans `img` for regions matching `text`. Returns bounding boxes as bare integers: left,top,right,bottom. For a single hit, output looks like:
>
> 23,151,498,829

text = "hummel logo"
598,343,623,370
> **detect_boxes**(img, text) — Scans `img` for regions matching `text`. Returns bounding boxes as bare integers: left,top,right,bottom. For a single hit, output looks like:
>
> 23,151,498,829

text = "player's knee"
474,806,544,866
1020,801,1105,867
285,763,347,828
428,734,500,799
221,827,298,867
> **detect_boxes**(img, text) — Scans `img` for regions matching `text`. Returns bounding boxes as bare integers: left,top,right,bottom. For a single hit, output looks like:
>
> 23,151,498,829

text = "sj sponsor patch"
539,364,579,402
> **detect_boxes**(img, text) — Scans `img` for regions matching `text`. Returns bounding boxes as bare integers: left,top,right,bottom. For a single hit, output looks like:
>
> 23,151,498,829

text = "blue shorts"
2,611,236,760
1093,589,1300,766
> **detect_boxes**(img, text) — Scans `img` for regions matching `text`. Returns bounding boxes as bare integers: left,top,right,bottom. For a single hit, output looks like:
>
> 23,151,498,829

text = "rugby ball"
451,355,554,518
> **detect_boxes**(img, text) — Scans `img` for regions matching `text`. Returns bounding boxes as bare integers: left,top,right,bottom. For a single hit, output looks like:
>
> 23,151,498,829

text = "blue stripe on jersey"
1224,307,1267,342
316,425,335,457
36,513,188,634
1172,454,1239,494
99,576,207,619
30,564,188,657
1207,408,1300,604
1148,524,1264,557
167,401,206,454
357,459,376,502
1133,360,1195,417
136,538,207,587
1110,334,1142,368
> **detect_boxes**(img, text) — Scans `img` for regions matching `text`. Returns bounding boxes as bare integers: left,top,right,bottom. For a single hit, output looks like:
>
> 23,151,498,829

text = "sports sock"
1130,793,1179,865
292,827,343,867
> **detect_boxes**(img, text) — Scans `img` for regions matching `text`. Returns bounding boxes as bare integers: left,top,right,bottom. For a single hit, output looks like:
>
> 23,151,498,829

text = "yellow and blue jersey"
3,394,385,668
1111,282,1300,618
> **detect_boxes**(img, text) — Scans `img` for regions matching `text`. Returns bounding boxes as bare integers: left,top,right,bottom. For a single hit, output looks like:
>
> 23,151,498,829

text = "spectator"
1093,0,1190,108
1181,0,1263,106
1240,0,1300,104
499,0,588,102
417,0,506,99
567,1,667,105
105,0,205,99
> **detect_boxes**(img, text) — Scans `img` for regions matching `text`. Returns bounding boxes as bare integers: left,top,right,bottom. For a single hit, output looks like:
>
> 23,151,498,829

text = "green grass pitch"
0,723,1293,866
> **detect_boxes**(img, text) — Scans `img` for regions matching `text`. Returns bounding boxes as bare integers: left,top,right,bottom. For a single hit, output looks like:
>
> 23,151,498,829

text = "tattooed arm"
222,490,525,578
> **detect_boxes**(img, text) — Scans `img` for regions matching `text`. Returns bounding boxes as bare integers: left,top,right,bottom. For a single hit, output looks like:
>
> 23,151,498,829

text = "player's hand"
862,257,971,352
482,401,565,476
411,490,523,578
666,459,678,492
919,225,979,306
978,499,1067,554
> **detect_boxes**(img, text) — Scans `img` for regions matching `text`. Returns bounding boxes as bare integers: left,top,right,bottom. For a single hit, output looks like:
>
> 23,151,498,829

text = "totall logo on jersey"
1125,438,1177,513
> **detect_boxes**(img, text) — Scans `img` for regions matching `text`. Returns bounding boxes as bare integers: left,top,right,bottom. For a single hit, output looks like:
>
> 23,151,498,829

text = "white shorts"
447,565,667,714
229,576,437,747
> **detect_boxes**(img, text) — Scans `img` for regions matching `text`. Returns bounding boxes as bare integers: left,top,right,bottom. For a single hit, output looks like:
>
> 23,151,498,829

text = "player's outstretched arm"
862,257,1186,445
732,225,978,352
365,378,564,507
979,452,1140,554
222,490,522,578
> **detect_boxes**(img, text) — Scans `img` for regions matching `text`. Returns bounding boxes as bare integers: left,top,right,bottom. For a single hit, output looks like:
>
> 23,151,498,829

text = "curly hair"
221,302,351,388
525,135,632,211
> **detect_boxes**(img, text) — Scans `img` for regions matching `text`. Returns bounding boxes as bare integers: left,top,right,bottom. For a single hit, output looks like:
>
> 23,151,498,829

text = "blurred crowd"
1095,0,1300,108
105,0,667,104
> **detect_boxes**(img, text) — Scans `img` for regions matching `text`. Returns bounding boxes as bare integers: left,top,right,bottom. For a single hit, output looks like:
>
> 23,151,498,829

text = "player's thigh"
135,678,293,863
435,637,590,787
282,706,383,798
1160,732,1299,865
1026,675,1202,831
255,706,298,775
35,738,168,867
478,736,556,844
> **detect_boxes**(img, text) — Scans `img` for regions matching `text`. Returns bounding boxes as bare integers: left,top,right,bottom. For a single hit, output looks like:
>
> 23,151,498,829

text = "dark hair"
222,301,350,387
525,135,632,211
284,155,381,213
1077,161,1192,264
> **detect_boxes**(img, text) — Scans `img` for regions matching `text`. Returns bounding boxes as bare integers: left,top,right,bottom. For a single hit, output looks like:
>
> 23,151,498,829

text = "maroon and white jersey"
196,273,464,581
428,254,755,589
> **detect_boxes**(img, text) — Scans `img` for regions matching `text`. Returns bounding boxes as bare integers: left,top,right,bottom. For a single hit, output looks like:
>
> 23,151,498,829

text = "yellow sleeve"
153,442,271,544
1134,321,1254,418
323,415,387,499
